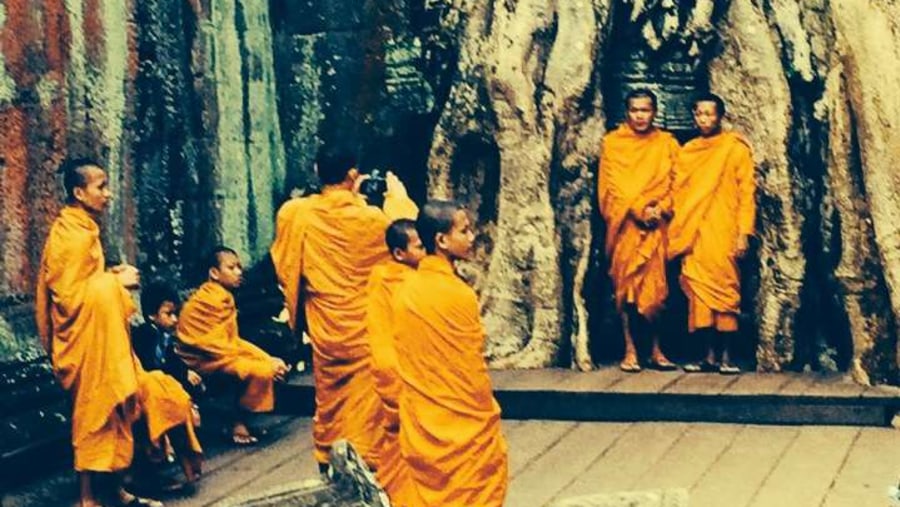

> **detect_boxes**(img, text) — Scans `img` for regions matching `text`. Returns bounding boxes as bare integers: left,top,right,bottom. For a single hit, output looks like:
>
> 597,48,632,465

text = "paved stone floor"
3,416,898,507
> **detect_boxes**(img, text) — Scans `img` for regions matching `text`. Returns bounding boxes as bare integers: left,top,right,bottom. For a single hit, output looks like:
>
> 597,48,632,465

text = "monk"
394,200,508,507
365,219,426,504
270,152,417,470
668,93,756,375
176,247,289,444
36,159,200,507
598,89,679,372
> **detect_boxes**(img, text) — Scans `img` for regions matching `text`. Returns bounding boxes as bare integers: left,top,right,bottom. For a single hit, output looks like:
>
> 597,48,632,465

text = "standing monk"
36,159,199,507
668,93,756,375
394,201,508,507
365,219,426,505
270,152,417,470
598,89,679,372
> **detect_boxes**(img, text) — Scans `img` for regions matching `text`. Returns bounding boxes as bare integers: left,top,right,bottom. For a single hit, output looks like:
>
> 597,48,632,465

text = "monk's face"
693,100,722,136
625,96,656,134
393,229,426,268
437,210,475,261
73,166,111,214
211,252,243,290
150,300,178,333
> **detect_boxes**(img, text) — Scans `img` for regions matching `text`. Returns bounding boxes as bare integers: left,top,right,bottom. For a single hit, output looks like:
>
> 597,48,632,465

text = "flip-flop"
647,358,678,371
231,433,258,446
619,361,642,373
719,363,741,375
683,361,719,373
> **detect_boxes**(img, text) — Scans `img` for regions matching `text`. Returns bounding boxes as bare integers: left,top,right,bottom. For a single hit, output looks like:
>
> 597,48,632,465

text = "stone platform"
279,367,900,427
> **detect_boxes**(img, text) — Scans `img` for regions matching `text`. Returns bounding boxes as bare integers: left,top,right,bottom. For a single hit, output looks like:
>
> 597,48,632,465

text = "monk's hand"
384,171,409,199
187,370,203,387
642,204,662,229
113,264,140,289
735,234,751,259
272,358,289,382
352,173,371,197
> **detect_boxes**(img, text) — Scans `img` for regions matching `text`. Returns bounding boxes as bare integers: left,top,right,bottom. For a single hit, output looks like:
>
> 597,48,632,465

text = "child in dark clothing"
134,282,205,401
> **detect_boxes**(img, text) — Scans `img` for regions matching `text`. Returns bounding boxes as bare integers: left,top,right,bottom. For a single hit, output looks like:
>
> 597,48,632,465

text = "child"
365,219,426,504
176,246,290,445
135,282,205,400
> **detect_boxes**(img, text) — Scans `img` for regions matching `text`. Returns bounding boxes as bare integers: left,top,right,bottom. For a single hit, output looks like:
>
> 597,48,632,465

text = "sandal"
683,361,719,373
619,360,642,373
719,363,741,375
118,490,164,507
647,358,678,371
231,432,259,446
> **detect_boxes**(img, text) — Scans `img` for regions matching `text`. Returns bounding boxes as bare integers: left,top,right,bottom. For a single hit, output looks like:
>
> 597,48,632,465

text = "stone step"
277,368,900,427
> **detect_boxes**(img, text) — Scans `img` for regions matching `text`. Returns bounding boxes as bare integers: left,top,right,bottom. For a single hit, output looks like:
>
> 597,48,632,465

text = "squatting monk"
36,159,201,507
394,200,508,506
598,89,679,373
365,219,426,504
668,93,756,375
176,246,289,444
270,152,417,470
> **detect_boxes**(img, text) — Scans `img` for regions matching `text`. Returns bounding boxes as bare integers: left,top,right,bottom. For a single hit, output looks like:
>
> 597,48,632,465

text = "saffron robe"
270,188,417,465
598,125,678,318
36,206,200,471
176,282,276,412
365,261,415,504
668,131,756,332
395,255,509,507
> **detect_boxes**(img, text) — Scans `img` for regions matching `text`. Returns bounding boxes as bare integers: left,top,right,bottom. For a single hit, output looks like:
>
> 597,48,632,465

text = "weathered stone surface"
4,0,900,387
550,489,688,507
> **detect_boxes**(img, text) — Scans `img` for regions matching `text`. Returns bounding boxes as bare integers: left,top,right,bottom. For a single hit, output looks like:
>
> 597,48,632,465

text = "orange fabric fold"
35,206,142,472
176,282,276,412
395,255,508,507
366,261,415,504
270,188,418,465
668,131,756,330
598,125,678,318
136,367,203,454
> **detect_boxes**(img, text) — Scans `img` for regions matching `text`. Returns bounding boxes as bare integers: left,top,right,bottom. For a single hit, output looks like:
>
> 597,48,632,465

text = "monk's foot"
230,422,259,446
683,361,718,373
719,363,741,375
647,355,678,371
619,356,642,373
117,488,164,507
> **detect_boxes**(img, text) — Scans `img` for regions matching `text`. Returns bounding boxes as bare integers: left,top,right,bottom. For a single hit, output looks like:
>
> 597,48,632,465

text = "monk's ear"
391,246,404,262
346,168,359,185
209,266,220,282
435,232,448,252
72,186,86,204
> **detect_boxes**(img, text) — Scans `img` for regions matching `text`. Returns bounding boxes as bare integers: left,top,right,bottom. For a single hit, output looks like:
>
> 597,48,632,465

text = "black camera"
359,169,387,205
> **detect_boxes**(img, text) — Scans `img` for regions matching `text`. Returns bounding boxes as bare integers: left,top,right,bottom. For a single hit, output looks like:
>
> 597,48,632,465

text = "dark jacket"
132,322,201,396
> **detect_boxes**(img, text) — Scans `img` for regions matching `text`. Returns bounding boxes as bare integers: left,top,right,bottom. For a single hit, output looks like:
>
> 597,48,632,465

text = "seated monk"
176,246,290,445
36,158,199,507
365,219,426,505
269,151,418,470
394,201,509,507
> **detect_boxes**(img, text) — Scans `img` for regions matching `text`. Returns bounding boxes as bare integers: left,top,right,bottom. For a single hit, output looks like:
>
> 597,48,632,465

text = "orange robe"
365,261,414,504
35,206,200,471
176,282,276,412
598,125,678,318
668,131,756,332
270,188,417,466
394,255,508,507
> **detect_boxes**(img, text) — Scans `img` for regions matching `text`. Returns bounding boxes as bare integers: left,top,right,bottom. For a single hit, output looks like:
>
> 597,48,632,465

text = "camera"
359,169,387,205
